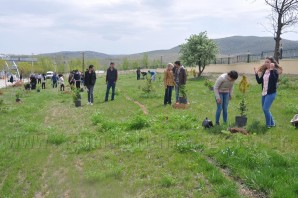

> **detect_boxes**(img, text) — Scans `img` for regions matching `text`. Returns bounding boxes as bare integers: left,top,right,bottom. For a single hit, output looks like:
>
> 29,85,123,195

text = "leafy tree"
122,57,130,70
264,0,298,62
180,32,218,77
141,53,149,68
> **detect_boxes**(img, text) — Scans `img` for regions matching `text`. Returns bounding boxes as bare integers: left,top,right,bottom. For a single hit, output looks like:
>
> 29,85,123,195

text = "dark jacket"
84,70,96,86
175,66,187,85
255,69,278,94
106,68,118,83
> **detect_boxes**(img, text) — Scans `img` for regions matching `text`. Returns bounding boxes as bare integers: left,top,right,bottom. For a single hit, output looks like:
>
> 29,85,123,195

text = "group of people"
163,61,187,105
84,62,118,105
163,57,282,128
214,57,281,128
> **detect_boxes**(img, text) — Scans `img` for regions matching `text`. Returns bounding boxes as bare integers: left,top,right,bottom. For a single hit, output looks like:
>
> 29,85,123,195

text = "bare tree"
265,0,298,62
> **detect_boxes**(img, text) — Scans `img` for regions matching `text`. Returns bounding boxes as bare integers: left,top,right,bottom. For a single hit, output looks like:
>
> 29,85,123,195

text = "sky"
0,0,297,55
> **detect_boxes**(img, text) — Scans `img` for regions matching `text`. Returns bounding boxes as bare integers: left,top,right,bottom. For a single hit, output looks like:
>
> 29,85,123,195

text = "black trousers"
76,81,80,89
60,84,64,91
164,86,173,105
42,82,45,89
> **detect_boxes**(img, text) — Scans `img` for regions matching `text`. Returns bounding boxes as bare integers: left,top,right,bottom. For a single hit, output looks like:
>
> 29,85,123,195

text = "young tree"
180,32,218,77
264,0,298,62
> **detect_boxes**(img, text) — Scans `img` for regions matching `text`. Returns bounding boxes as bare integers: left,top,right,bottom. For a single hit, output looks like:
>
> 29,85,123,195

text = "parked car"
45,71,54,79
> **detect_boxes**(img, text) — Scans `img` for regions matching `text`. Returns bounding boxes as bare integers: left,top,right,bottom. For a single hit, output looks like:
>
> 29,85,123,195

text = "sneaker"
90,103,93,105
87,102,90,105
271,124,276,127
267,126,271,129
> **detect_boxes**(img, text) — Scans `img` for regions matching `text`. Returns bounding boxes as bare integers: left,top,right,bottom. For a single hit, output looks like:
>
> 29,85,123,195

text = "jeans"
262,92,276,127
52,81,57,88
87,85,94,103
164,86,173,105
60,84,64,91
175,86,179,103
105,82,116,101
215,93,230,124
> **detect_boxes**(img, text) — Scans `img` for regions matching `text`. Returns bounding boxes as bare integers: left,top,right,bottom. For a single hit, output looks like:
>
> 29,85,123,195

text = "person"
214,70,238,125
30,74,37,89
52,73,58,88
136,67,141,80
174,61,187,104
68,71,75,88
37,74,42,84
163,63,175,105
9,75,13,83
254,57,280,128
59,74,64,91
84,65,97,105
41,74,46,89
74,70,81,89
148,70,156,81
105,62,118,102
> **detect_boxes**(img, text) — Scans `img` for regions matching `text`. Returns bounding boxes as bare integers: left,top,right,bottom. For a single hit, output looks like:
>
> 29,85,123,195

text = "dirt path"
206,157,267,198
125,96,148,115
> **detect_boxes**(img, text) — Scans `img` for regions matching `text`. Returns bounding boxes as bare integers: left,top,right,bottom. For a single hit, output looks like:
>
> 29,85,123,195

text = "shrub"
47,133,68,145
160,175,175,187
127,115,149,130
141,78,155,94
91,112,105,125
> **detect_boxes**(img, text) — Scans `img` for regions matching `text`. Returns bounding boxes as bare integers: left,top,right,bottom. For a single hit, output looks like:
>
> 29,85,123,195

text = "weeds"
247,120,268,134
127,115,149,130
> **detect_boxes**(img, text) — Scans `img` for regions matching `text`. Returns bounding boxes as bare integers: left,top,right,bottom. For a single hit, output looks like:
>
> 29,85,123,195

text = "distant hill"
38,36,298,63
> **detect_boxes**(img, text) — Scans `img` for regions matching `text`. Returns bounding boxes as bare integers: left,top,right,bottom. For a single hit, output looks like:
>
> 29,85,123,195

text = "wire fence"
214,48,298,64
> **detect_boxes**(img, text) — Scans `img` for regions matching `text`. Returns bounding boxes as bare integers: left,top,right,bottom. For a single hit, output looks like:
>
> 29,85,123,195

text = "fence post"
228,55,230,64
247,51,250,63
261,51,264,59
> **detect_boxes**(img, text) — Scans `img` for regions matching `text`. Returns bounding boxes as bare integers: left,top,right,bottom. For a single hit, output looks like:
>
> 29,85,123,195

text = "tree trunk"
197,65,205,77
274,13,283,63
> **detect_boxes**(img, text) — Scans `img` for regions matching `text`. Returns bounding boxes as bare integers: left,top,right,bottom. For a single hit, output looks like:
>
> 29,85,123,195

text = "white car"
45,71,54,79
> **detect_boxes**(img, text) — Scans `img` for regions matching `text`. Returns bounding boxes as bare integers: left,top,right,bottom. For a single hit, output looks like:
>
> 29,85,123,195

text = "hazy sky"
0,0,297,55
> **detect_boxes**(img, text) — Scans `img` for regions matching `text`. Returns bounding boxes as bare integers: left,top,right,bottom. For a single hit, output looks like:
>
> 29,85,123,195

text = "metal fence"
214,48,298,64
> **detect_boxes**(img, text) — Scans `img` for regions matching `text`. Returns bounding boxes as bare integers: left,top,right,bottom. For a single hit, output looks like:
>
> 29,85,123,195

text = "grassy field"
0,73,297,198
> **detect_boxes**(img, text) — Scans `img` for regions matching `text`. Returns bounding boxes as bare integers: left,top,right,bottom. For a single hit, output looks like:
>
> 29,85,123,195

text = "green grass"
0,74,297,197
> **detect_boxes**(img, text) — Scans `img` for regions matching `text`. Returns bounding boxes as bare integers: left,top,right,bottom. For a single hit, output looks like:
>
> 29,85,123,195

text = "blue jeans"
175,86,179,103
262,92,276,127
164,86,173,105
215,93,230,124
87,85,94,103
105,82,116,101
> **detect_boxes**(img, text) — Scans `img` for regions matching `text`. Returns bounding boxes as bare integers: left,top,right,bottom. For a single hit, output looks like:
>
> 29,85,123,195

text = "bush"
127,115,149,130
91,112,105,125
47,133,68,145
141,78,155,94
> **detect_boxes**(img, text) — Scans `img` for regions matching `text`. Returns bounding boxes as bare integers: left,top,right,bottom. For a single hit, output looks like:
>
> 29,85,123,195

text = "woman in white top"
214,70,238,125
59,74,64,91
